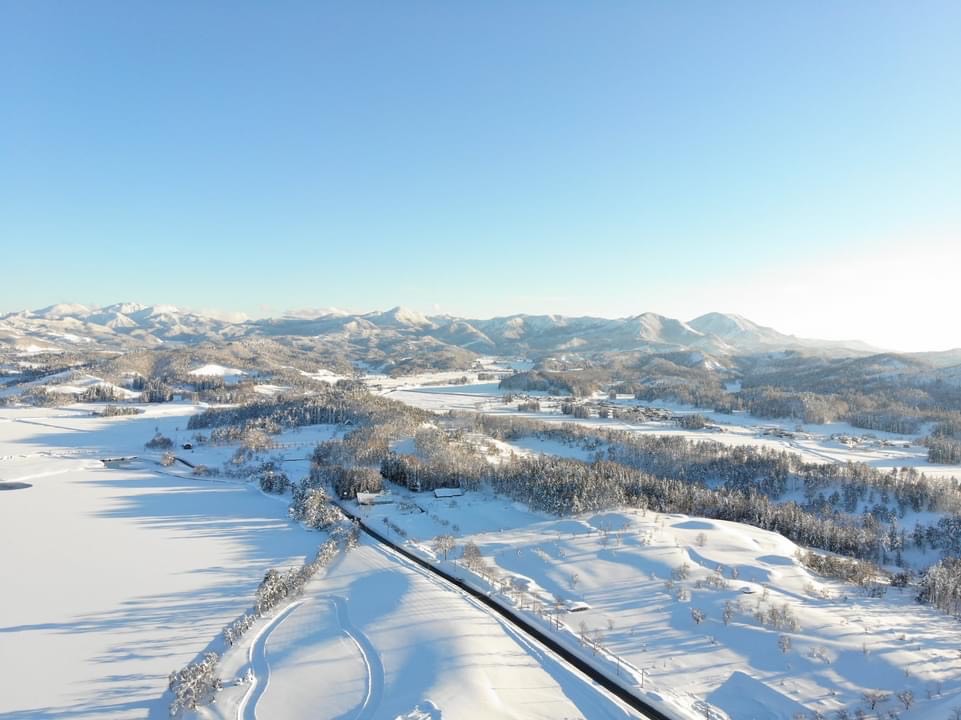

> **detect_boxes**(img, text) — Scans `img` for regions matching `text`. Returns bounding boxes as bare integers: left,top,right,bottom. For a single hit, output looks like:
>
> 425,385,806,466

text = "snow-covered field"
0,405,642,720
0,405,324,719
4,382,961,720
201,538,640,720
188,364,248,383
0,370,138,400
354,487,961,720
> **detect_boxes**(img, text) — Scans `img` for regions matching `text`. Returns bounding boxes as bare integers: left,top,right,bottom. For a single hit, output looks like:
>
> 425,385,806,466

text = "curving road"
335,501,670,720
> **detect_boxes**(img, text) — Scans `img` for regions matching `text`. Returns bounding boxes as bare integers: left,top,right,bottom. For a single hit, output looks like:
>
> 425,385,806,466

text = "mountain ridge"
0,303,901,359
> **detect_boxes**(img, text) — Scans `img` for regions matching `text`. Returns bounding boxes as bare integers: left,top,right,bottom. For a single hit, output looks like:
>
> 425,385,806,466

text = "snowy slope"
357,490,961,720
0,406,642,720
0,302,893,356
201,539,641,720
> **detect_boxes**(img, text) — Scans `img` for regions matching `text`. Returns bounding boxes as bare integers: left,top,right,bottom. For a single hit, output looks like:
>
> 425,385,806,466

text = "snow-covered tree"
433,534,455,561
778,634,792,654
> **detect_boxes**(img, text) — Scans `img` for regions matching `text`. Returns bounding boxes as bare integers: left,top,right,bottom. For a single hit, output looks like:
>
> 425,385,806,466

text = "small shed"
433,487,464,499
357,492,394,506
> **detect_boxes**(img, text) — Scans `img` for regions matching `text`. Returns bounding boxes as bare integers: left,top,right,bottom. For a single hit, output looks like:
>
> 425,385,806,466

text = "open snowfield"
0,371,138,400
4,387,960,720
200,538,641,720
0,405,643,720
374,373,961,482
356,487,961,720
0,405,324,719
188,365,248,384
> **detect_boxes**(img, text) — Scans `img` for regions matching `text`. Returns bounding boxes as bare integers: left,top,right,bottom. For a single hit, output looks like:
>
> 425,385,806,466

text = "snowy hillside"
0,302,891,357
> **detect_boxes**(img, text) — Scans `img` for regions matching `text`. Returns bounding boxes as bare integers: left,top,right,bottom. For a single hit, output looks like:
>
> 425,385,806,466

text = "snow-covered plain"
200,538,641,720
0,405,325,719
5,368,961,720
0,405,642,720
354,487,961,720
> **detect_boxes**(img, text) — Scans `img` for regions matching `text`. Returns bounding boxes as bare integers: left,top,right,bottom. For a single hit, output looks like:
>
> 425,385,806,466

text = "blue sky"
1,2,958,350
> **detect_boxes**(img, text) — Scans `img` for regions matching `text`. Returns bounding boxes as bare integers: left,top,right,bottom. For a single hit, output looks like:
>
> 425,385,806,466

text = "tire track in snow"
328,596,385,720
237,597,383,720
237,600,306,720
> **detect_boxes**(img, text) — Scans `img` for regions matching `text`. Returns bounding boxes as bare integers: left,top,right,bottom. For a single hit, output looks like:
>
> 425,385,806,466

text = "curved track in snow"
237,600,306,720
329,595,385,720
238,596,383,720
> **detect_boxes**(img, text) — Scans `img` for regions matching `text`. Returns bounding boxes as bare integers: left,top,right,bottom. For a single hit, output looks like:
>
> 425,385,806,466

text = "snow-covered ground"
354,487,961,720
5,386,960,720
189,364,248,383
0,405,323,719
374,374,960,482
0,405,642,720
200,538,641,720
0,370,138,400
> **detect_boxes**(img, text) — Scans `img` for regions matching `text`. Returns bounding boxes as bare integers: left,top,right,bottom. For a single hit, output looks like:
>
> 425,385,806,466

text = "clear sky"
1,2,959,351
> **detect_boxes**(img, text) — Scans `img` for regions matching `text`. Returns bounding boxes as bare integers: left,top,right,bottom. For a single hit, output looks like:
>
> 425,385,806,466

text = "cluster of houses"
831,434,911,449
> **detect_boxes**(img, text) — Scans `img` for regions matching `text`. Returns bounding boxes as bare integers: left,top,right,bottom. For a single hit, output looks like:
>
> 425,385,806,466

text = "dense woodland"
186,382,429,434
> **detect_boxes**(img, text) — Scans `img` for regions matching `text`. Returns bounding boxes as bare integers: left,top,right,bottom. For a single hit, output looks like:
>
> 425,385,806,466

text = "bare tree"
861,690,889,712
145,433,174,450
723,600,735,626
462,540,483,569
895,690,913,711
578,620,589,645
432,534,455,561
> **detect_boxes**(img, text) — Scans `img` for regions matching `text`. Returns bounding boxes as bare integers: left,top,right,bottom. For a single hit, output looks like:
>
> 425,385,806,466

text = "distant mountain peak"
688,312,764,337
367,306,433,328
0,302,890,358
101,302,147,315
35,303,91,319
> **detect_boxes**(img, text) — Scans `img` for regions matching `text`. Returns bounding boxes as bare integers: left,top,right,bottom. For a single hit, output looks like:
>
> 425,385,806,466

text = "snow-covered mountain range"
0,303,886,358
